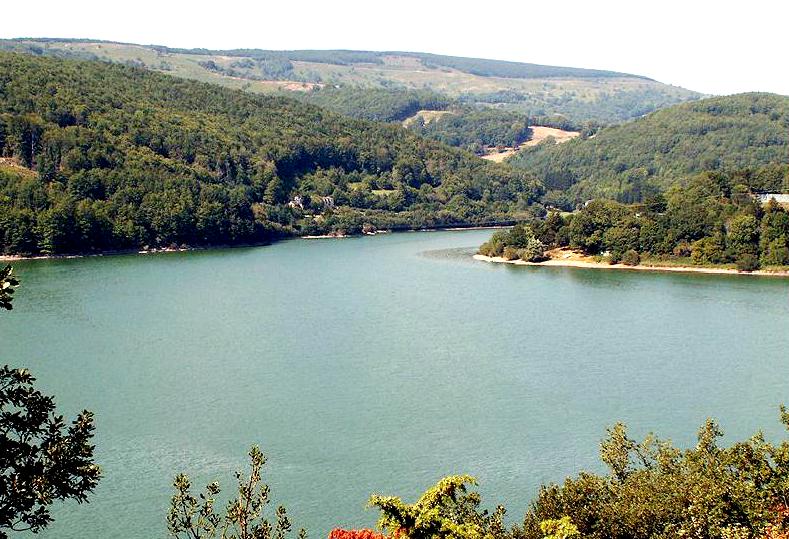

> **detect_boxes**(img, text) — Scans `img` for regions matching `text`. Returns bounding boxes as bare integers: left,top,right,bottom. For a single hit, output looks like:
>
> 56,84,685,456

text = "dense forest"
0,52,543,256
510,93,789,203
299,87,451,123
411,109,531,152
298,87,532,151
480,169,789,271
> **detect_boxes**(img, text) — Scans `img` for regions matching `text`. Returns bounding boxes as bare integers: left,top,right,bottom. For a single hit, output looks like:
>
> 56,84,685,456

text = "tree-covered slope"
295,87,452,123
0,52,542,256
0,39,701,125
510,93,789,202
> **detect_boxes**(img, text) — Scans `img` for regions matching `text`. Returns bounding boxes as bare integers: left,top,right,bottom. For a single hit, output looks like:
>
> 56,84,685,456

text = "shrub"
673,240,692,257
622,249,641,266
736,253,760,272
329,530,385,539
761,239,789,266
502,246,519,260
518,237,547,262
691,237,725,265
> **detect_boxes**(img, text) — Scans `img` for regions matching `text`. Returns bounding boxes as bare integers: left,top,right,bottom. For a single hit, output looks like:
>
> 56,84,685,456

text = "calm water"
2,229,789,538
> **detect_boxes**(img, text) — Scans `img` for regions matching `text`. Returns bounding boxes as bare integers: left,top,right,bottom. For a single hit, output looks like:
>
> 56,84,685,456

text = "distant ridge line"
1,37,653,81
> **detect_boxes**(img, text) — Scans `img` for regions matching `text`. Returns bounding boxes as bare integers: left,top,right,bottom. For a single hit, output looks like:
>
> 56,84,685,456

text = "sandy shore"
474,249,789,278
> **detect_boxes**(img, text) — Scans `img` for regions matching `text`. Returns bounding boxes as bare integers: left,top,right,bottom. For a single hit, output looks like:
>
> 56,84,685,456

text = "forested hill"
0,39,700,124
510,92,789,202
0,52,542,256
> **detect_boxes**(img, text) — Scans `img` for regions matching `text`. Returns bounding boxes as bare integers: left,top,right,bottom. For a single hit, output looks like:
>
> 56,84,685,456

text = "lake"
2,229,788,538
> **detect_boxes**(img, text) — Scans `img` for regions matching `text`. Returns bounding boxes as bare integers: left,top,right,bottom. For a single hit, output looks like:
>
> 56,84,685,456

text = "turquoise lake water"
2,229,788,538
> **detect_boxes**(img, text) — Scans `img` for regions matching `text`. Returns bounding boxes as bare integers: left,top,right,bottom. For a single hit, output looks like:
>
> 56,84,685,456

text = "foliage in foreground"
522,412,789,539
168,445,305,539
0,265,18,310
328,529,386,539
367,411,789,539
369,475,507,539
0,268,100,537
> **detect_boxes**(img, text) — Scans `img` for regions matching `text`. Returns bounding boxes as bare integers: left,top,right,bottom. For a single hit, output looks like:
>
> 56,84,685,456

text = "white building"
756,193,789,204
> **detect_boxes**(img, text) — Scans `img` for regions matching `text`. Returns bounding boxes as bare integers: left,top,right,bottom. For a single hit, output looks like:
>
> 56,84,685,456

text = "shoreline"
0,243,267,263
0,225,506,262
473,252,789,278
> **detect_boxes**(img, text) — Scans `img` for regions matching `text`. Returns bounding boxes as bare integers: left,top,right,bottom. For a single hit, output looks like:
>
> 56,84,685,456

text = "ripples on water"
4,229,789,539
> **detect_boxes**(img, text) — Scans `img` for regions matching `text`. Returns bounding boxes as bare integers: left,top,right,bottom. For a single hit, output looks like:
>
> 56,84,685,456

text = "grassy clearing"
402,109,454,127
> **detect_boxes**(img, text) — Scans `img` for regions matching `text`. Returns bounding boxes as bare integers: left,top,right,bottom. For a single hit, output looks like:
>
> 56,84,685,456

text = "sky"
2,0,788,96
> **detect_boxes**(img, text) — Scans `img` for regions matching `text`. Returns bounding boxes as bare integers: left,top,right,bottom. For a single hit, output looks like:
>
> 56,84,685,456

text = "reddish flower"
328,529,387,539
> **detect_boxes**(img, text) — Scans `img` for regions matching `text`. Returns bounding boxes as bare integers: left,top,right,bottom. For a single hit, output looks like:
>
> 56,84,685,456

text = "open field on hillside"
481,126,580,162
401,109,455,126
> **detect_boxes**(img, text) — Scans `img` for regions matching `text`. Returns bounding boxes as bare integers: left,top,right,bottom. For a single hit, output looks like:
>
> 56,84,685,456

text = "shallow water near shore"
3,229,789,538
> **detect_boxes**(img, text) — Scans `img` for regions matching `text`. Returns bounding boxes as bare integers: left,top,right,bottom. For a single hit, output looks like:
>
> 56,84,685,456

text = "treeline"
411,109,531,153
409,52,640,80
481,170,789,270
459,85,699,124
300,87,451,122
510,92,789,202
1,42,640,80
0,52,542,256
297,87,533,151
129,46,640,80
198,56,295,80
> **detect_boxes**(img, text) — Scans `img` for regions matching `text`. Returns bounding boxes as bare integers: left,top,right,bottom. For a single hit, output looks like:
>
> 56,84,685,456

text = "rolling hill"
0,52,542,256
509,92,789,203
0,38,701,124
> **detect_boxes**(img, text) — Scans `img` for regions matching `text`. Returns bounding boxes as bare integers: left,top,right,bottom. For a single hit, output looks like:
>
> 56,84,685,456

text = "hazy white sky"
3,0,788,96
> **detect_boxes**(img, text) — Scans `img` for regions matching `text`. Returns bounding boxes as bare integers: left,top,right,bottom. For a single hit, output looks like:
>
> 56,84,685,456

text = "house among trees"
756,193,789,205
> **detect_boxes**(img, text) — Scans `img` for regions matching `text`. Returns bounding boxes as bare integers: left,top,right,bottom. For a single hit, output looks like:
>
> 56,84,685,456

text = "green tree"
727,214,760,259
522,411,789,539
368,476,509,539
621,249,640,266
0,265,18,310
0,267,100,537
519,237,547,262
168,445,305,539
539,517,579,539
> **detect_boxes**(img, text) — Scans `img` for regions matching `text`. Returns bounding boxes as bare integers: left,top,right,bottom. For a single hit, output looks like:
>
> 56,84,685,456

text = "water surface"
2,229,788,538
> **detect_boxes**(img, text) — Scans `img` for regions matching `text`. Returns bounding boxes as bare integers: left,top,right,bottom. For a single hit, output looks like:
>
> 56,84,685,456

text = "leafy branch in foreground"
368,475,510,539
0,365,100,536
0,267,100,538
0,265,18,310
168,445,306,539
522,410,789,539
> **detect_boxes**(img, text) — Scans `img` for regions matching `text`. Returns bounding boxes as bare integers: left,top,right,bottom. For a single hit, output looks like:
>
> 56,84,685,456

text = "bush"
761,239,789,266
622,249,641,266
691,237,725,265
673,240,692,257
736,253,760,272
518,237,547,262
502,246,519,260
